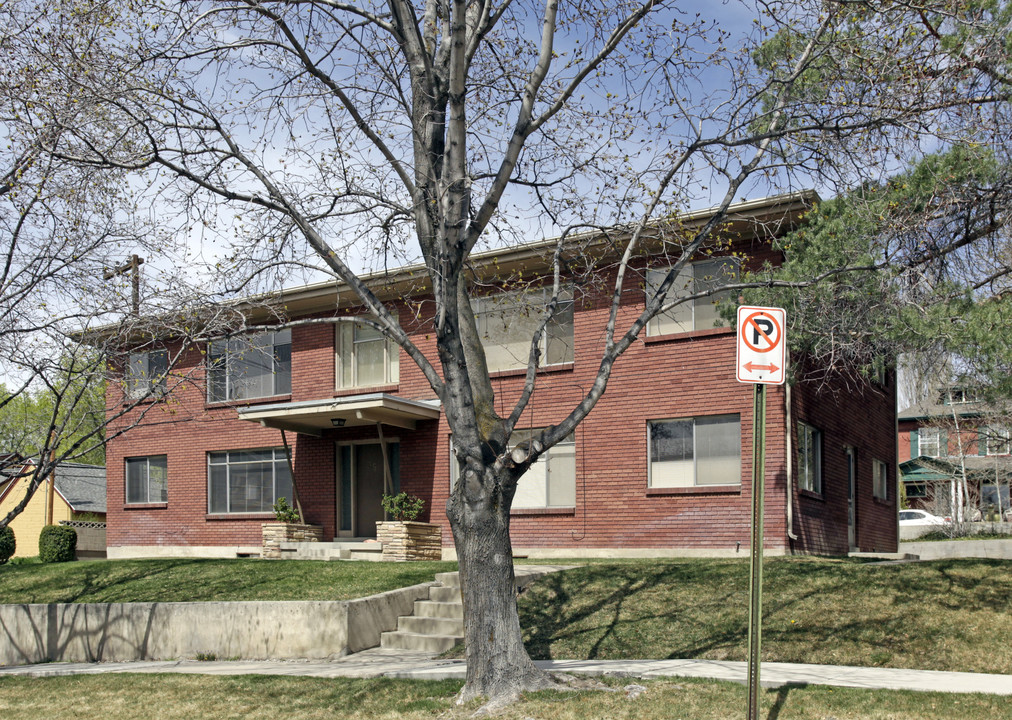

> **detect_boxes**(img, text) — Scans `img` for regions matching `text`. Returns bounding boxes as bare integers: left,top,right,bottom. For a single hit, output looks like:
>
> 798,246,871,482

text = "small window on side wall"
872,458,889,500
126,349,168,399
125,455,168,504
797,422,822,494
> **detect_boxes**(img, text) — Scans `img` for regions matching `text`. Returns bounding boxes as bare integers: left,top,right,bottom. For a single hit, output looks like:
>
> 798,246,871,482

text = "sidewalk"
2,648,1011,696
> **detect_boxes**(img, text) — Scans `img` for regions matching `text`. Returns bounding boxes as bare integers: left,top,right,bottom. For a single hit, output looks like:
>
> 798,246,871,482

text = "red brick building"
104,193,898,559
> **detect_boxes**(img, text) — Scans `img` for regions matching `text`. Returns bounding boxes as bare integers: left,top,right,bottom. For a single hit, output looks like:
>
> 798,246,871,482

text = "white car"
898,509,948,526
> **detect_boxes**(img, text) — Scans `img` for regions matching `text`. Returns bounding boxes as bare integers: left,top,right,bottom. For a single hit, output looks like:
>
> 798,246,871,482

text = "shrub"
0,525,15,564
381,492,425,522
272,496,301,523
39,525,77,563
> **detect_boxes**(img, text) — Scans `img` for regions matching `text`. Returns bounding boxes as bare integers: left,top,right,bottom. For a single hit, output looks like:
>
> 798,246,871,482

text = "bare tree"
24,0,1012,704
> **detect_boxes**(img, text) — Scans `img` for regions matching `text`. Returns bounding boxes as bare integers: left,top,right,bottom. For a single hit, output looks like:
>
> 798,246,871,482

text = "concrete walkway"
2,648,1011,696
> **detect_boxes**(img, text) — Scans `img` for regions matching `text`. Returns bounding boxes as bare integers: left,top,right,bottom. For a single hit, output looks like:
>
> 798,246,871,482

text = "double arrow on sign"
742,361,779,374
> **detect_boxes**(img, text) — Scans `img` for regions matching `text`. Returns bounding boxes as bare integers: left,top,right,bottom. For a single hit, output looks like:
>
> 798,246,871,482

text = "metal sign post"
736,306,785,720
746,382,766,720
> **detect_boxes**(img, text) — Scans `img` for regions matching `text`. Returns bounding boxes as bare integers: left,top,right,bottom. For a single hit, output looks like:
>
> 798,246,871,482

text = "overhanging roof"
236,394,441,436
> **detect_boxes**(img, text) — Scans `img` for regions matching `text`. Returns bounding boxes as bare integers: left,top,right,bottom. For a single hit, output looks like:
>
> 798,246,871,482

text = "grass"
0,558,456,603
516,557,1012,674
0,674,1009,720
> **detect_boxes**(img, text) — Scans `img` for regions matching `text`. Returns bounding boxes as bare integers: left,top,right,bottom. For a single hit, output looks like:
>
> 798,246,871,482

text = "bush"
0,525,15,564
381,492,425,521
272,496,301,524
38,525,77,563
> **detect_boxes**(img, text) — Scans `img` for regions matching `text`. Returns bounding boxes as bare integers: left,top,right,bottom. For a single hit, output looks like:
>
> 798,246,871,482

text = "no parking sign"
736,306,786,385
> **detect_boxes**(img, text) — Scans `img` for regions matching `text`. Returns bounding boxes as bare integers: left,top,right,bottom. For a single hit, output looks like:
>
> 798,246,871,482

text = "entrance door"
337,442,400,538
846,447,857,552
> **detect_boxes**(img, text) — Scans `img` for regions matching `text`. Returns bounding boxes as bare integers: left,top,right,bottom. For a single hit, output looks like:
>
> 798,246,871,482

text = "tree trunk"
447,465,555,704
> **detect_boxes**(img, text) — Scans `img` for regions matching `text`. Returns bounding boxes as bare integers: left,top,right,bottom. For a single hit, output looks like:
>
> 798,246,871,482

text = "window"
984,427,1010,456
798,422,822,494
126,349,168,399
208,330,291,402
473,288,574,373
125,455,167,504
208,448,293,514
646,258,739,336
904,481,927,499
336,321,399,389
449,430,576,509
918,428,943,458
872,458,889,500
649,415,741,488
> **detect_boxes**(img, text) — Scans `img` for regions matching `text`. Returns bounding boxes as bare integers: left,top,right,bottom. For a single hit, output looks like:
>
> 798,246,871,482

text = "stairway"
381,571,464,653
379,565,572,653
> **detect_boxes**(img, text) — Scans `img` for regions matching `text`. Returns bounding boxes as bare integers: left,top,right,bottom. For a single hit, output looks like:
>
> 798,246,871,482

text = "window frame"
645,258,740,337
471,286,574,373
449,430,577,509
126,349,168,399
872,458,889,500
335,320,400,390
797,421,822,494
207,329,292,403
207,447,293,515
125,455,168,505
918,428,943,458
647,414,742,489
984,427,1010,456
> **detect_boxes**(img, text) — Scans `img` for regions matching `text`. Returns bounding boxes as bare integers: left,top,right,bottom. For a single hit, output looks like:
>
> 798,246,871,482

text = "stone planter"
261,522,324,559
376,521,442,561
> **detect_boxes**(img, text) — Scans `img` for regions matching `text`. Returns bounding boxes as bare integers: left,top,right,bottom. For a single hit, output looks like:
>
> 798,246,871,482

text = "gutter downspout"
785,351,798,543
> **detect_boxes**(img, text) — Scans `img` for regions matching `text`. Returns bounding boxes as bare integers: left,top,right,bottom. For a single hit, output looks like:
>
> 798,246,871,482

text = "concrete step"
347,546,384,561
397,615,463,636
434,571,460,588
380,630,462,653
428,585,462,603
414,599,464,619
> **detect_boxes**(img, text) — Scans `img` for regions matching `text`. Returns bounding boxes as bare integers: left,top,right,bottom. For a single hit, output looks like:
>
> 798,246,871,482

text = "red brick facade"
104,207,898,558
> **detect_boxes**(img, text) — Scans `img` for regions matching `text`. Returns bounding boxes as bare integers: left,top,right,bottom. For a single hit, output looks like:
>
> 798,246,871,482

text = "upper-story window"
336,322,400,389
984,427,1010,456
646,258,739,336
126,349,168,399
207,329,291,402
473,287,574,373
917,428,943,458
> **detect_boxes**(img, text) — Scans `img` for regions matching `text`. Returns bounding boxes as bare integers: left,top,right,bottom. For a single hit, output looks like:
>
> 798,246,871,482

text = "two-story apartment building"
103,193,898,559
899,388,1012,520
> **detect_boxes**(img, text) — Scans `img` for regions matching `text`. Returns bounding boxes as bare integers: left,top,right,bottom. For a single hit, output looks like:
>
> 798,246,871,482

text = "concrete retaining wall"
899,538,1012,560
0,582,433,666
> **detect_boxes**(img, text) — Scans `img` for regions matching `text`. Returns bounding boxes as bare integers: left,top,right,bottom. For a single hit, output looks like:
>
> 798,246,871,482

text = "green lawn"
518,557,1012,674
3,555,1011,676
0,674,1009,720
0,558,456,603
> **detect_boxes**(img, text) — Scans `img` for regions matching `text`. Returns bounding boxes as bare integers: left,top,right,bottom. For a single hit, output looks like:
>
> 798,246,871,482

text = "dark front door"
338,441,400,537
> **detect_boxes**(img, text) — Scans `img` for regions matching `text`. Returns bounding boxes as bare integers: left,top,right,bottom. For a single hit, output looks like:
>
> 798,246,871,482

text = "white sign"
736,306,786,385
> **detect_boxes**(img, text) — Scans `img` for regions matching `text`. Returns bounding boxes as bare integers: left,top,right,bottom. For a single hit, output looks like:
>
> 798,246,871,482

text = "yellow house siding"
0,473,74,558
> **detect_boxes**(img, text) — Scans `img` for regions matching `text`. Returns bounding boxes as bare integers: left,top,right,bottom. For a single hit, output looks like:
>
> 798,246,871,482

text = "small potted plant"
376,492,441,561
261,497,323,558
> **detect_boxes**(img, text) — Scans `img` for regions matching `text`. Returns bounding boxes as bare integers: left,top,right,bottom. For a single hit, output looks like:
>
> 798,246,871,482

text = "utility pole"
103,255,144,314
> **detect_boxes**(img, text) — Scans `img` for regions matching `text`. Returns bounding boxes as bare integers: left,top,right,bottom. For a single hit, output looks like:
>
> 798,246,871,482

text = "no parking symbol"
736,306,786,385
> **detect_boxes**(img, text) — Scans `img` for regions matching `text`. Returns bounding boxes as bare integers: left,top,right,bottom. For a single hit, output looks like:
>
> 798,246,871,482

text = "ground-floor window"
449,430,576,508
872,458,889,500
798,422,822,494
208,448,292,514
125,455,168,504
648,414,741,488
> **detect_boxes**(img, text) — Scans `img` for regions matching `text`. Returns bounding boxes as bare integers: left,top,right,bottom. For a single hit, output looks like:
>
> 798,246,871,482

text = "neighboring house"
898,388,1012,520
0,461,107,558
102,192,897,559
